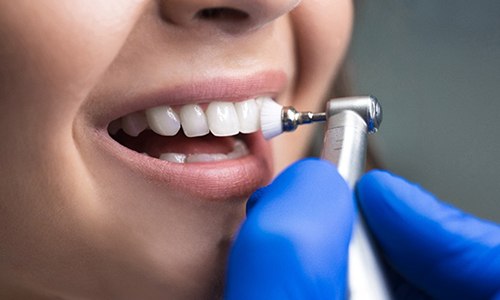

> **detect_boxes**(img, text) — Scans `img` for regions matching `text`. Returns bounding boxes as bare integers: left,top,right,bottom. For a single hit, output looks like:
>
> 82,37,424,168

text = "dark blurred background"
348,1,500,222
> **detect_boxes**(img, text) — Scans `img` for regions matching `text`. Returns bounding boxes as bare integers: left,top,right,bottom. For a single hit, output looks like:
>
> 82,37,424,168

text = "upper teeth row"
109,97,270,137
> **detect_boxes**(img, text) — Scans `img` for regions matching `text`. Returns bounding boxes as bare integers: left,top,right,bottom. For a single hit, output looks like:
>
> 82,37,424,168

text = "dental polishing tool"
260,96,391,300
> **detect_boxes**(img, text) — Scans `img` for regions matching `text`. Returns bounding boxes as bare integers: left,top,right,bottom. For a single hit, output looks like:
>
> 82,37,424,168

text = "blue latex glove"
357,170,500,300
225,158,354,300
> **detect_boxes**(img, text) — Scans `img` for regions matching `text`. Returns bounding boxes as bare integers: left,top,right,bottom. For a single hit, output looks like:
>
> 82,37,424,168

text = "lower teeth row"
153,140,249,163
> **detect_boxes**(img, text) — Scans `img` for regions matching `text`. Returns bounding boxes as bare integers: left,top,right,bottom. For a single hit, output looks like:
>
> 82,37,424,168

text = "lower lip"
93,128,273,201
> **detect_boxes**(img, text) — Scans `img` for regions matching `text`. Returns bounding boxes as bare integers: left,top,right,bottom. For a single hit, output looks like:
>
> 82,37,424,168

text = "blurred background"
347,1,500,222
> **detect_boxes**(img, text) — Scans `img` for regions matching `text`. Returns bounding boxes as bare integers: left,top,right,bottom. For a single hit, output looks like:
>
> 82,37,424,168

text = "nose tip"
160,0,300,34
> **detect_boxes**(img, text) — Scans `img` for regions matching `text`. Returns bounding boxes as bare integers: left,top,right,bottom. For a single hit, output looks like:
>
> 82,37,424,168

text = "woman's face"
0,0,352,298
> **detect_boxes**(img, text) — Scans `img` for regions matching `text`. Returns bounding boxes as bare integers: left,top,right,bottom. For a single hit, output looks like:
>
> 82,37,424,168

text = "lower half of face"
0,0,352,298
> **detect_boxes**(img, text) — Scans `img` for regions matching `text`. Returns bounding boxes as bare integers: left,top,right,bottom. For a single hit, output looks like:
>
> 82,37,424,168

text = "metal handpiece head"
326,96,382,134
277,95,381,135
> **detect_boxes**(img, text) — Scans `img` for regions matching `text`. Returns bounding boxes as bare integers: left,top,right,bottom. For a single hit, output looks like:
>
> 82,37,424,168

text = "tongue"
114,130,236,158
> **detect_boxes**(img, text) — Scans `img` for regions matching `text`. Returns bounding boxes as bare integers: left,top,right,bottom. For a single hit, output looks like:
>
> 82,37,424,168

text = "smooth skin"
0,1,353,299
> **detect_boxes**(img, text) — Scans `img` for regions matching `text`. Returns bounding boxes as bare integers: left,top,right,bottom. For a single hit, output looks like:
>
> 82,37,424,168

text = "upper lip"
89,70,288,130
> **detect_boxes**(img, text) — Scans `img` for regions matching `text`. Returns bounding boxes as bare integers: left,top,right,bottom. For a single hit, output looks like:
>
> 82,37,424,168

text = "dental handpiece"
261,96,391,299
321,97,390,300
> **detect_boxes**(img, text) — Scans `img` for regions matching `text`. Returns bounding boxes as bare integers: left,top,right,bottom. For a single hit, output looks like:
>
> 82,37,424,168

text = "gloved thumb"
225,158,354,300
357,170,500,300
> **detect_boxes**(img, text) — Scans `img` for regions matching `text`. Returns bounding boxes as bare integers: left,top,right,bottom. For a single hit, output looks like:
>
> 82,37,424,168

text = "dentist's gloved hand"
225,159,354,300
357,170,500,300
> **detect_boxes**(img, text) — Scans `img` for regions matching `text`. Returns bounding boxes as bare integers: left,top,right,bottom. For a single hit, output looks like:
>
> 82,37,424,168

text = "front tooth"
186,153,228,163
235,99,259,134
227,140,249,159
121,112,148,137
145,105,181,136
206,102,239,137
159,153,186,163
255,96,266,109
179,104,209,137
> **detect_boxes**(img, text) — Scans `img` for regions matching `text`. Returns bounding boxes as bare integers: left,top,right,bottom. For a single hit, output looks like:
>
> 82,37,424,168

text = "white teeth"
206,102,239,137
121,111,148,137
159,153,186,163
255,96,266,109
179,104,209,137
119,98,269,138
145,105,181,136
158,139,249,163
227,139,249,159
186,153,227,163
235,99,259,134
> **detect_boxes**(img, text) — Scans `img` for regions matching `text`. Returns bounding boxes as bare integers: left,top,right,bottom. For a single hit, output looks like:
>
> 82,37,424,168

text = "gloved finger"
357,170,500,300
225,158,354,300
383,260,433,300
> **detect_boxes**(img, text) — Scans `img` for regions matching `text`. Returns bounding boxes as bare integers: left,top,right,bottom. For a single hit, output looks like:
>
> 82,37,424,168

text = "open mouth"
107,97,268,163
83,72,286,198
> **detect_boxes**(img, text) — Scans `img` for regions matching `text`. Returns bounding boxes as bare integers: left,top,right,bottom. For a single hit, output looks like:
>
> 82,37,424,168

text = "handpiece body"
321,98,391,299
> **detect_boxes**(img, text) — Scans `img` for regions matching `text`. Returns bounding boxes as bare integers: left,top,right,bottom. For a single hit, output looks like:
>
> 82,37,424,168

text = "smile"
108,98,269,163
81,71,286,199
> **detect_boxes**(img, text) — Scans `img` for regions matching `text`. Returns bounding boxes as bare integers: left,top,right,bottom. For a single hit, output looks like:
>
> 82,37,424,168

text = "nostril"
195,7,249,22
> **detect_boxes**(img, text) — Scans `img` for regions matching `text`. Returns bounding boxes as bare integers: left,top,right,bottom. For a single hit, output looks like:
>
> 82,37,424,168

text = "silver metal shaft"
281,107,326,132
277,96,390,298
281,96,382,135
321,110,368,187
320,98,391,299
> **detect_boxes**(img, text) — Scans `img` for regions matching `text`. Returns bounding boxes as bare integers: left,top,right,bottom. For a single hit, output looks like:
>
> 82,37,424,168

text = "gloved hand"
225,158,354,300
357,170,500,300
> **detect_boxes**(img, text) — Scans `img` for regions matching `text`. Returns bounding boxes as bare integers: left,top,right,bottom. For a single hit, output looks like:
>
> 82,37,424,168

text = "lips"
85,71,286,200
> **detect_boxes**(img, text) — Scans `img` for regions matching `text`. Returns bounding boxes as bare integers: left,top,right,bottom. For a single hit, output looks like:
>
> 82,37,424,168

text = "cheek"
0,1,146,235
0,1,145,119
271,0,353,172
0,0,147,176
291,0,353,108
